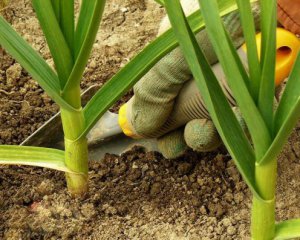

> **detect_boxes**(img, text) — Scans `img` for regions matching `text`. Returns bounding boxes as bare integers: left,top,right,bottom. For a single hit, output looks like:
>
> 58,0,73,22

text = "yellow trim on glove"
118,103,140,138
119,104,133,137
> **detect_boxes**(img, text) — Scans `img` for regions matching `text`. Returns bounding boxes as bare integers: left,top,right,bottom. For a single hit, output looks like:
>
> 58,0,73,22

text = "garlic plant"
163,0,300,238
0,0,237,195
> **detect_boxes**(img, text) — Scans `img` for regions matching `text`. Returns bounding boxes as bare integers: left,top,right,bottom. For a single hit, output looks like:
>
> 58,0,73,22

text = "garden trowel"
21,28,300,159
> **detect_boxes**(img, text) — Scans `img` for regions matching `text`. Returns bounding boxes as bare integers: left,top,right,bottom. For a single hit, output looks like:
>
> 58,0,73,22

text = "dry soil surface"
0,0,299,239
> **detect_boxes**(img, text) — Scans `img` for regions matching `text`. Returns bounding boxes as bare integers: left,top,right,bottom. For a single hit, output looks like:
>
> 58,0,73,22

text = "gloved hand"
123,0,261,159
124,0,300,159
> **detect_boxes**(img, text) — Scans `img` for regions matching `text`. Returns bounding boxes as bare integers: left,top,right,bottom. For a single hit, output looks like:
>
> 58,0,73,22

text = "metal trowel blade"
21,85,100,147
89,133,159,160
21,85,158,158
87,111,159,160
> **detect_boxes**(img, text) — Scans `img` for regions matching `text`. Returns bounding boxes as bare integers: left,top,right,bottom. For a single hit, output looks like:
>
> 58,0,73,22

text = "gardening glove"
277,0,300,35
118,0,261,159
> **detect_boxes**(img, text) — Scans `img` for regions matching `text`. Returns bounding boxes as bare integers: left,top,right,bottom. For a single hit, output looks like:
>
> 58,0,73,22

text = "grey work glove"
127,1,261,159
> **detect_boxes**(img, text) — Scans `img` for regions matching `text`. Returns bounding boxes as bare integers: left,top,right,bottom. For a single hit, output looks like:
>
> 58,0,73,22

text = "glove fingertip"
184,119,221,152
157,129,188,159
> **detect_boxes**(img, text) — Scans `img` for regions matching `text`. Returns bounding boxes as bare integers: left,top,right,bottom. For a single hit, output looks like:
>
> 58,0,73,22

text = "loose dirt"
0,0,299,239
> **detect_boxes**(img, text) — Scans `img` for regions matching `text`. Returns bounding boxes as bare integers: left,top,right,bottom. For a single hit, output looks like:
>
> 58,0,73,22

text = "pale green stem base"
251,196,275,240
251,160,277,240
61,107,88,196
64,137,88,196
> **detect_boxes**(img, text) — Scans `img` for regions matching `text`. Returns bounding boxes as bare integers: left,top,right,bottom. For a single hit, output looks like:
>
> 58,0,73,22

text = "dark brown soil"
0,0,300,239
1,137,300,239
0,147,250,239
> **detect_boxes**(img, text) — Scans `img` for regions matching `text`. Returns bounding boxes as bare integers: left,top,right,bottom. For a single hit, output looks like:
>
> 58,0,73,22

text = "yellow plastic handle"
244,28,300,86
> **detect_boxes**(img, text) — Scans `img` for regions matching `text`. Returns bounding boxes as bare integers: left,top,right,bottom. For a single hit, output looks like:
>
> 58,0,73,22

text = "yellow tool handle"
120,28,300,139
246,27,300,86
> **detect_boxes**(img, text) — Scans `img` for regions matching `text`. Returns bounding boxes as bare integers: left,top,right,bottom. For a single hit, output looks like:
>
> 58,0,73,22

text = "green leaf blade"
0,146,74,173
32,0,73,88
260,0,275,66
60,0,75,55
62,0,106,94
258,0,277,134
275,53,300,133
154,0,165,6
198,0,271,159
261,55,300,165
51,0,60,22
259,97,300,165
0,16,75,111
275,219,300,240
236,0,261,102
81,0,241,138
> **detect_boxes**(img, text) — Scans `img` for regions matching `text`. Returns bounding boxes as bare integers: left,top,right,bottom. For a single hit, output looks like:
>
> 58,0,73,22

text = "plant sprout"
163,0,300,239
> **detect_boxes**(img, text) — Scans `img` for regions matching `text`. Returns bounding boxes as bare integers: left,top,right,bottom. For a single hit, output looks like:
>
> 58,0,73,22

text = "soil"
0,0,299,239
